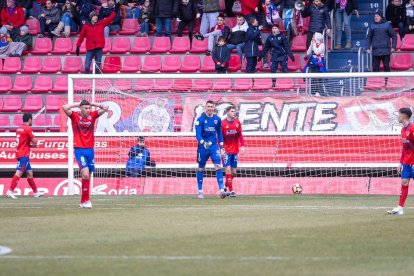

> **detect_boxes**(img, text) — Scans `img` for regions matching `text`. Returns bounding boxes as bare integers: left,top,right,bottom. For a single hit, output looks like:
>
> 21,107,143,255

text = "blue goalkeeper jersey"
195,113,224,148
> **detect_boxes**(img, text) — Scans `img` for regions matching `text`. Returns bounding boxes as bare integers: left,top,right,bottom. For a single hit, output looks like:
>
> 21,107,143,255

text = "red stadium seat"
364,77,385,90
228,55,242,72
232,78,253,90
110,37,131,54
52,37,72,54
45,95,62,111
174,113,182,131
150,37,171,53
21,95,43,112
74,79,92,91
189,38,208,53
21,56,42,73
193,79,212,91
2,57,22,74
200,56,215,72
62,56,83,73
52,75,68,93
172,79,193,92
31,37,52,54
386,77,407,90
102,56,122,73
95,79,113,90
120,56,142,73
41,56,62,73
119,18,138,35
390,53,413,70
0,114,10,131
170,37,190,53
114,79,132,91
32,76,53,93
161,55,182,72
52,114,63,128
401,34,414,51
252,79,273,91
302,17,310,33
33,114,52,131
26,19,41,35
181,56,201,72
131,37,151,53
1,95,22,111
11,75,32,93
70,38,86,54
274,79,295,91
291,35,307,52
103,37,112,53
142,56,162,72
134,79,154,91
288,54,301,72
212,79,232,90
12,114,23,127
0,76,12,93
153,79,173,91
396,34,402,50
0,97,3,110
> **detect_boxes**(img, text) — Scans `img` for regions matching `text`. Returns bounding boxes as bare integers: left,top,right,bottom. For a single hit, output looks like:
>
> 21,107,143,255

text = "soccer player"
388,107,414,215
222,105,245,197
195,100,227,199
63,100,109,208
6,113,44,199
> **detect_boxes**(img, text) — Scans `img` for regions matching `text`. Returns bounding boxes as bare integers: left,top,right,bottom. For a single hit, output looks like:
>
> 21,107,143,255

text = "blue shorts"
74,148,95,173
223,154,238,168
16,157,32,172
197,144,221,168
401,164,414,179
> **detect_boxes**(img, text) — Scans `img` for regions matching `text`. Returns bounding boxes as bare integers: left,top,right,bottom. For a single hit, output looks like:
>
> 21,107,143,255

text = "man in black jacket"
177,0,199,44
151,0,179,39
386,0,405,39
301,0,331,49
227,15,248,61
366,10,397,73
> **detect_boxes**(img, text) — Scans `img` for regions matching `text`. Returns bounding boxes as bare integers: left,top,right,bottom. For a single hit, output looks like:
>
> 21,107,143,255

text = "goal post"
65,71,414,196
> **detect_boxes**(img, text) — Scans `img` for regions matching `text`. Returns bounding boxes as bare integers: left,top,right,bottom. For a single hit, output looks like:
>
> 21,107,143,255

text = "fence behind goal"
63,72,414,196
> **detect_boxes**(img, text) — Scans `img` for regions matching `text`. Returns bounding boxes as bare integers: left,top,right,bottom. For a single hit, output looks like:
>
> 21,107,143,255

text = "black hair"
206,100,216,106
399,107,412,119
80,100,91,106
217,36,226,43
249,16,257,25
217,14,225,20
23,113,32,123
138,136,145,142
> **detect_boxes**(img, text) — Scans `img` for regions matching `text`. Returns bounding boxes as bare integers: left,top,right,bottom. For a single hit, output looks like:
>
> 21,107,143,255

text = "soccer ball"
292,184,303,194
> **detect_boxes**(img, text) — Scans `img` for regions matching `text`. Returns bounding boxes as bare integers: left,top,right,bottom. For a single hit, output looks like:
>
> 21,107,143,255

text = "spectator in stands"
386,0,405,40
51,0,79,37
258,0,281,68
0,0,25,40
261,24,295,83
194,14,230,56
334,0,359,49
0,26,27,57
16,0,33,19
122,0,140,19
240,0,260,22
301,0,331,49
76,0,102,27
150,0,178,39
38,0,61,38
76,2,120,73
14,25,32,49
366,10,397,73
227,14,248,61
177,0,199,44
126,136,156,178
137,0,151,36
200,0,221,35
212,36,230,73
225,0,235,17
99,0,121,37
303,32,327,95
244,16,263,73
405,0,414,36
31,0,47,19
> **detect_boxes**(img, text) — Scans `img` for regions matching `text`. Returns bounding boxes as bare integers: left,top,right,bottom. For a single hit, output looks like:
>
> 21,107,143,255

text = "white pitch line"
0,255,411,262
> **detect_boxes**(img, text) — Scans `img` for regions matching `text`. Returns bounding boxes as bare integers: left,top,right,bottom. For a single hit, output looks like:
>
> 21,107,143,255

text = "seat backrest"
4,95,22,107
33,38,52,51
24,56,42,68
4,57,22,70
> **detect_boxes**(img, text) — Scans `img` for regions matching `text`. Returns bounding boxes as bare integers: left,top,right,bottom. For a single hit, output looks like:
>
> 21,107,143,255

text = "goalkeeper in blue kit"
195,100,227,199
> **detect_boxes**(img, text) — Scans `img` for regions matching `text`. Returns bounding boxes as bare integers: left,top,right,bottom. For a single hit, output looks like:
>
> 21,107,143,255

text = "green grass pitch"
0,195,413,275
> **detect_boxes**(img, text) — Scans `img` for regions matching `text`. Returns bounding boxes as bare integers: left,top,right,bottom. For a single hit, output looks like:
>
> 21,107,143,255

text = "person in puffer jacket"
212,36,231,73
244,16,263,73
177,0,199,44
227,14,248,60
38,0,61,38
76,2,120,74
366,10,397,73
301,0,331,49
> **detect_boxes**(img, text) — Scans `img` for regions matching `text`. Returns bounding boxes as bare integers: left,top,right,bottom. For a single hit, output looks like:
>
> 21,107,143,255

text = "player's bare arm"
30,138,38,148
91,103,109,117
62,103,79,116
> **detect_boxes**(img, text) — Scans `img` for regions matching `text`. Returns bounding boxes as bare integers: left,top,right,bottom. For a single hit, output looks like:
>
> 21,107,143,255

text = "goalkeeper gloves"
200,140,213,150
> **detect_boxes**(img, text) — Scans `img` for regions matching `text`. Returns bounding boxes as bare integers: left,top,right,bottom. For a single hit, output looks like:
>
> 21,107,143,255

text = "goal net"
65,72,414,196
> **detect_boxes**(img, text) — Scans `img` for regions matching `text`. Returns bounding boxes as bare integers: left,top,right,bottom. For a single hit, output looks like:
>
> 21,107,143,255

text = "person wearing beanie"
14,25,33,49
366,10,397,73
76,0,120,74
0,0,25,40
